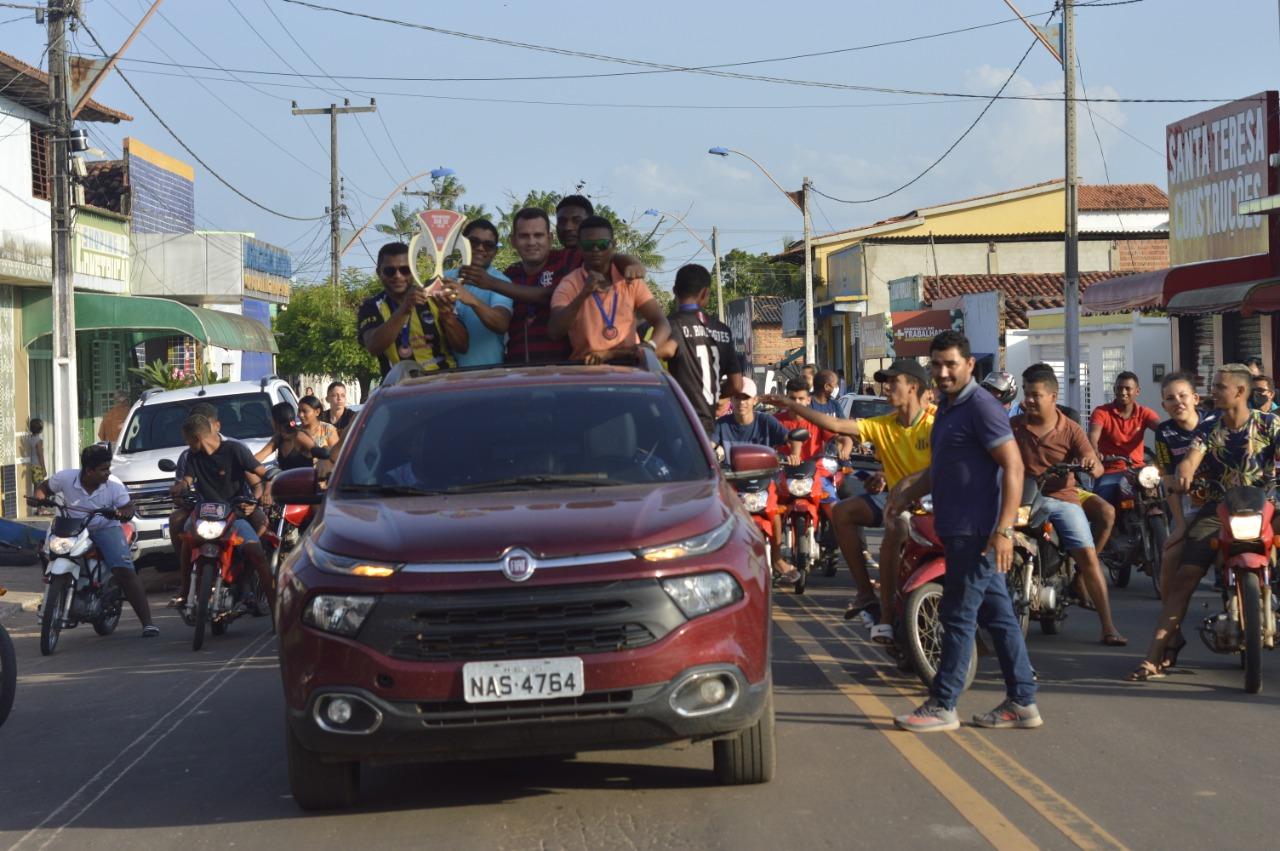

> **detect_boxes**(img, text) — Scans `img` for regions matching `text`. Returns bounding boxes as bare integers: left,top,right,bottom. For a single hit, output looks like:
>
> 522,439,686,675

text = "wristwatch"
997,526,1014,540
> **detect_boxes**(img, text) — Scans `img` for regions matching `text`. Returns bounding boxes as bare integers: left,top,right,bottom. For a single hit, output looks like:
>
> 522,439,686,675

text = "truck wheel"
713,688,775,785
286,717,360,810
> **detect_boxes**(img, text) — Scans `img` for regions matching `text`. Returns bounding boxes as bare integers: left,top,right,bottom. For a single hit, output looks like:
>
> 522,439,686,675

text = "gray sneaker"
972,699,1042,729
894,699,960,733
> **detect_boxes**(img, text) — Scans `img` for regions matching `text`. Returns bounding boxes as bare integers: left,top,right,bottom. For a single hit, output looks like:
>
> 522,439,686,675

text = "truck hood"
314,479,730,563
111,439,271,487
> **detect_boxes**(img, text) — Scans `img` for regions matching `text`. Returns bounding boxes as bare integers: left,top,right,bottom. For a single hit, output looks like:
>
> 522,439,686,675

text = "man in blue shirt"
888,331,1039,732
445,219,514,368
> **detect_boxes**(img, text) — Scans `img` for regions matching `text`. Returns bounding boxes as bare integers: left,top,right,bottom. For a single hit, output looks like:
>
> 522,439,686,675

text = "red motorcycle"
1195,481,1277,693
892,499,977,690
266,502,314,578
775,453,826,595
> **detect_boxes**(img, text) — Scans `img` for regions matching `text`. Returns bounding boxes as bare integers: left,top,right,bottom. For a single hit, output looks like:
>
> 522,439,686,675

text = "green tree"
374,201,419,242
275,268,381,398
719,249,807,303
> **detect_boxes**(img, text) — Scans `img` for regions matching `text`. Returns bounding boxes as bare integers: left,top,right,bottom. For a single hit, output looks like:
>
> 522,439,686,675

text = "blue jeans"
930,535,1037,709
1041,497,1095,551
1093,471,1126,506
90,525,134,572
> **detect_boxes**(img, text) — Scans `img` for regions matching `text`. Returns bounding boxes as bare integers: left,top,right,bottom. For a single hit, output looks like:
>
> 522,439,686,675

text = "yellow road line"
773,611,1035,850
781,596,1129,851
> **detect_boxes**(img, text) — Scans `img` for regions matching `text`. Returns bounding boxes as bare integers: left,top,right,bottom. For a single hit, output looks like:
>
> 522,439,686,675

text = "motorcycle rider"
1250,374,1279,413
763,358,934,641
810,370,843,417
176,414,277,613
1011,366,1125,645
714,377,805,583
34,445,158,637
1127,364,1280,681
773,378,854,463
1088,371,1161,505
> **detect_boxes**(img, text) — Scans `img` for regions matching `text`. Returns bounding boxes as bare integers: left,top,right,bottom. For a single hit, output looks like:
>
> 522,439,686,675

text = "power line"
275,0,1230,104
77,20,327,222
810,27,1045,205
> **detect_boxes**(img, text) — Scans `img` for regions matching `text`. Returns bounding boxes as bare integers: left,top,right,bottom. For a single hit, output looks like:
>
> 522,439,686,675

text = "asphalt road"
2,550,1279,851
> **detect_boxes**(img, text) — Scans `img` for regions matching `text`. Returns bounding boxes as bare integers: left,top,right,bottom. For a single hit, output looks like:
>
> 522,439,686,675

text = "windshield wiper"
336,483,446,497
446,474,609,493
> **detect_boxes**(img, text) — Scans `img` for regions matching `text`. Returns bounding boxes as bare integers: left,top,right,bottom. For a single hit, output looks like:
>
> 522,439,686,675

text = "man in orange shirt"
548,216,672,363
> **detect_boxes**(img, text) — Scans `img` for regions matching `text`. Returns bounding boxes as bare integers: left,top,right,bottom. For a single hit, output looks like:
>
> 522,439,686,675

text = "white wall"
1079,211,1169,232
0,101,51,278
204,302,244,383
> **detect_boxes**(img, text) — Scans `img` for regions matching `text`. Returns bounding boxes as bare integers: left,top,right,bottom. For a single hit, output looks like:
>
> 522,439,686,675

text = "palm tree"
374,201,420,241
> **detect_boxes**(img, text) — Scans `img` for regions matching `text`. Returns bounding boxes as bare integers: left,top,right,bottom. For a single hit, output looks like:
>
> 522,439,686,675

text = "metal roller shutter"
1192,316,1216,396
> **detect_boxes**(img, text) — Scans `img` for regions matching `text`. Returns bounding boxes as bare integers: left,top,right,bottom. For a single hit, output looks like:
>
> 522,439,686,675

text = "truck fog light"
326,697,353,725
700,678,727,705
670,670,740,718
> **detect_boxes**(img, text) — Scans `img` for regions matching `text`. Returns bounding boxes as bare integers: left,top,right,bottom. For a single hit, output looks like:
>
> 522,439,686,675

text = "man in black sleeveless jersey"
666,265,742,435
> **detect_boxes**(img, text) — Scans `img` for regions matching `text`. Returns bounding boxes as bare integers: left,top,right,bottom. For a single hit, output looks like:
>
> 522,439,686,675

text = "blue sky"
2,0,1276,285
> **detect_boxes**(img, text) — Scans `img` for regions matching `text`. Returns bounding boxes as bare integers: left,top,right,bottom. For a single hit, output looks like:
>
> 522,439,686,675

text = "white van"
109,377,298,563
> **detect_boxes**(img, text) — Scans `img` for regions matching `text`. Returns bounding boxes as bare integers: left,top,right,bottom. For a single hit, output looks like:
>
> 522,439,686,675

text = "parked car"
109,377,297,563
273,356,777,809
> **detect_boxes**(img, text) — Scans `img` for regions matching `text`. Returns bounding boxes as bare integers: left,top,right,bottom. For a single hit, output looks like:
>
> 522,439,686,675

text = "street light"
707,146,815,366
642,208,724,317
340,166,454,257
429,166,455,180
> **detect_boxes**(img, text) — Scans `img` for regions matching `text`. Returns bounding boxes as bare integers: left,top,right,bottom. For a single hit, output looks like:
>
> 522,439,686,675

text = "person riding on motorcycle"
763,358,934,641
34,444,157,637
1011,366,1126,645
177,414,278,614
1127,364,1280,681
1088,371,1161,505
713,377,806,583
773,378,854,464
982,371,1018,413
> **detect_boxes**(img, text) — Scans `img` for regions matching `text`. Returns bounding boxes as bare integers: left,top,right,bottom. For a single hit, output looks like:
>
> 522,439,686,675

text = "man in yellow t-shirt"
764,358,933,643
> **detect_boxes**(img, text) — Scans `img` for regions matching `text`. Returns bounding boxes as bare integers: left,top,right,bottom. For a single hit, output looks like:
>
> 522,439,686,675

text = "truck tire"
286,717,360,810
713,688,775,785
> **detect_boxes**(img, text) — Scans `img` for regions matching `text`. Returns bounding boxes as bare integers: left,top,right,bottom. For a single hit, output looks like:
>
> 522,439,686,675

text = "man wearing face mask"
1250,374,1279,413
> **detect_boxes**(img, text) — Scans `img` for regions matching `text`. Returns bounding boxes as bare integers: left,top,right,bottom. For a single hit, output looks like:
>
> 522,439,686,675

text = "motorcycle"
27,498,132,656
266,501,314,579
159,459,270,652
1008,465,1088,637
892,498,978,691
1194,481,1277,694
0,586,14,727
775,429,826,595
1099,455,1168,594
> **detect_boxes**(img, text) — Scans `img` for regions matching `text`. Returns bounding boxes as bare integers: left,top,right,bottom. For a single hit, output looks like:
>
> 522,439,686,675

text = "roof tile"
923,272,1131,330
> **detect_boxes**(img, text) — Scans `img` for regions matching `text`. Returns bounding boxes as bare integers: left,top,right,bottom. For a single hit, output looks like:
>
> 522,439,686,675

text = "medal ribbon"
592,288,619,332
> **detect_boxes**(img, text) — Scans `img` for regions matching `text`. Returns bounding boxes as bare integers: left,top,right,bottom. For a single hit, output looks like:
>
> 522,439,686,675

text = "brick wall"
751,325,791,367
1114,238,1168,273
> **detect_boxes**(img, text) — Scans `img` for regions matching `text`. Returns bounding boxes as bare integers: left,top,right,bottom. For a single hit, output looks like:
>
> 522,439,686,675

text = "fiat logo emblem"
502,549,536,582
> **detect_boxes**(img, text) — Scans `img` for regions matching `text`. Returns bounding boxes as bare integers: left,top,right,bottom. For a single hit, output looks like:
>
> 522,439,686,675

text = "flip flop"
1161,634,1188,670
1125,662,1164,681
1102,633,1129,647
844,594,878,620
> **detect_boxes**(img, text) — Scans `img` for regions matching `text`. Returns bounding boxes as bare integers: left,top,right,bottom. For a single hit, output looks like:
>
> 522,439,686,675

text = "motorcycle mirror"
157,458,177,473
787,428,811,443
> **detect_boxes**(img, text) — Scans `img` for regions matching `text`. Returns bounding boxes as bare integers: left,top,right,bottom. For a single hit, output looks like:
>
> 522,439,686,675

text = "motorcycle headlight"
1137,466,1161,490
195,519,227,541
786,476,814,497
48,536,75,555
637,517,735,562
302,594,376,637
740,490,769,514
304,538,402,577
660,571,742,618
1229,514,1264,541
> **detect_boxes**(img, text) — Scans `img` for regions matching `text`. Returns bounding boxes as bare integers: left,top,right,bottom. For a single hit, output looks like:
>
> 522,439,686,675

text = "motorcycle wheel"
92,578,122,636
1106,554,1131,589
193,562,213,651
793,518,811,596
1006,559,1031,638
0,622,15,727
1242,571,1263,694
904,582,977,691
1039,614,1063,635
1147,518,1168,600
39,574,71,656
211,577,229,636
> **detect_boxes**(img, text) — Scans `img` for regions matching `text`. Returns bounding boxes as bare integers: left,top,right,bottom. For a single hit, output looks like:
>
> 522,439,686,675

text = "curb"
0,591,41,622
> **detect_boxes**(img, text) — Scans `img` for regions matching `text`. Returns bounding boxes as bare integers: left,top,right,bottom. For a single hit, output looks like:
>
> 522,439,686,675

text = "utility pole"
291,99,375,294
710,225,724,318
801,177,816,367
1063,0,1081,412
47,0,78,472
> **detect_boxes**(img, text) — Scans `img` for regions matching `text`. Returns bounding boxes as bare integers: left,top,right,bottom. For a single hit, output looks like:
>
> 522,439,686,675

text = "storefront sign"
888,275,923,312
726,297,754,367
860,313,893,359
888,309,963,357
1167,92,1278,266
243,271,291,302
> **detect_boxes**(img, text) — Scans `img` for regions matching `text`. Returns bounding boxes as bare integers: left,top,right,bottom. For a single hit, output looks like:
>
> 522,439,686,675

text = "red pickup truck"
272,358,778,809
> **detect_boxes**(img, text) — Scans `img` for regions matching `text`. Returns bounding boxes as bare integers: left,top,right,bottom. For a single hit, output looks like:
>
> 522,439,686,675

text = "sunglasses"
467,237,499,251
379,265,412,277
579,238,613,251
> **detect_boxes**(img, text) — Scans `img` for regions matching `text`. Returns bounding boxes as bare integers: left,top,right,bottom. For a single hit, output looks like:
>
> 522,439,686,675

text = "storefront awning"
22,292,277,353
1081,269,1168,312
1165,278,1280,316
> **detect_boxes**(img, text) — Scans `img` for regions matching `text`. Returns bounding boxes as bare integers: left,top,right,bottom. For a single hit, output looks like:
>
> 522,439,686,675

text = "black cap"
873,358,930,386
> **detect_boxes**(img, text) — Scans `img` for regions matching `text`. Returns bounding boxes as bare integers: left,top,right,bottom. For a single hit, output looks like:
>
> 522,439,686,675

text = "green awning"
22,292,277,353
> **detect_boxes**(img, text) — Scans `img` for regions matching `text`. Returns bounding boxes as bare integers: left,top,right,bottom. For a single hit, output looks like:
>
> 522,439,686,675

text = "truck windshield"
339,384,712,494
119,393,274,453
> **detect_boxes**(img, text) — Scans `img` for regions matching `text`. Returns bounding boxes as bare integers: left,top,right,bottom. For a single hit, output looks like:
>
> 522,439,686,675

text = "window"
1101,346,1126,390
340,385,711,493
30,123,51,201
118,393,275,453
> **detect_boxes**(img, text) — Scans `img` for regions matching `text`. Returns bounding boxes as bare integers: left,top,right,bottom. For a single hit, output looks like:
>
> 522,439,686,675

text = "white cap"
737,377,758,398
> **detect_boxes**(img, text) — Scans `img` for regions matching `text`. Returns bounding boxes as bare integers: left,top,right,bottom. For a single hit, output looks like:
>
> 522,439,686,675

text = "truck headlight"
302,594,377,637
304,538,401,577
637,517,735,562
1229,514,1264,541
786,476,814,497
660,572,742,618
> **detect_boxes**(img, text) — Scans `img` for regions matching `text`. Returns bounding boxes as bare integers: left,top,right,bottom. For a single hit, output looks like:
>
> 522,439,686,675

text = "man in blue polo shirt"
887,331,1040,732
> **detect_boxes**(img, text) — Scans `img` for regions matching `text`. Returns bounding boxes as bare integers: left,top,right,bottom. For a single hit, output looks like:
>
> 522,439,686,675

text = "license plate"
462,657,584,704
161,522,169,537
